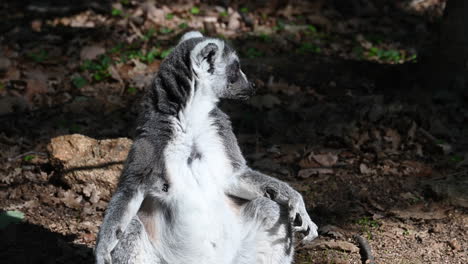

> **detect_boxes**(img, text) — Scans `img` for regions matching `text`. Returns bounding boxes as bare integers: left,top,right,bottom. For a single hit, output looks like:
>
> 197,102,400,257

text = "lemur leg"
110,217,160,264
227,169,318,243
237,197,294,264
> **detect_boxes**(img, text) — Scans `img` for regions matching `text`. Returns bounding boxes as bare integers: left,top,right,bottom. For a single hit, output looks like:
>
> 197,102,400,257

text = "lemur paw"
288,194,318,242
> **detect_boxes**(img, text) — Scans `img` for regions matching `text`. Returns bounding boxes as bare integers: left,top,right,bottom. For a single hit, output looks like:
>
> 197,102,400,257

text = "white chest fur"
160,89,241,263
164,90,232,192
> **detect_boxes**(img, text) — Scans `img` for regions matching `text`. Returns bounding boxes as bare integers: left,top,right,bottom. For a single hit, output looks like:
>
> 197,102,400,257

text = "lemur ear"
179,31,203,44
198,43,218,62
194,42,219,73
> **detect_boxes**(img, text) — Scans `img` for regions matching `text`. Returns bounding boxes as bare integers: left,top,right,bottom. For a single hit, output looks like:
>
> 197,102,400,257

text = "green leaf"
127,87,137,95
240,7,249,13
307,25,317,33
166,13,174,20
246,47,263,58
219,11,228,17
179,22,188,29
159,27,173,34
450,155,463,162
72,76,87,89
23,155,35,162
190,7,200,15
0,210,25,229
160,48,173,59
29,49,48,63
112,8,123,16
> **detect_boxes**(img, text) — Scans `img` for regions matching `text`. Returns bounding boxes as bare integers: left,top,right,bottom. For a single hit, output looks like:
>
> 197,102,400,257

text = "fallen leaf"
384,128,401,151
298,168,333,178
359,163,373,175
80,45,106,61
227,11,241,31
61,190,83,209
312,153,338,167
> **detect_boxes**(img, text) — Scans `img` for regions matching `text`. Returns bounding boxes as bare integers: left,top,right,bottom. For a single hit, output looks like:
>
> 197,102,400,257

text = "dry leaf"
359,163,373,175
298,168,333,178
80,45,106,61
312,153,338,167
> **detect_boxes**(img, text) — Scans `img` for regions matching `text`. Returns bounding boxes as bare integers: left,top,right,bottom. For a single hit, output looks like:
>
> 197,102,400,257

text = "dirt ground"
1,1,467,264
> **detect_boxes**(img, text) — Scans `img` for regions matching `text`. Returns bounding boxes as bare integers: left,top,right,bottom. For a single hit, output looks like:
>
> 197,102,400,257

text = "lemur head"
179,31,255,100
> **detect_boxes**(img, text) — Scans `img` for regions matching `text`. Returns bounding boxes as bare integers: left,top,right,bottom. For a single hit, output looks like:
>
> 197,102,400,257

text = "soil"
1,1,467,264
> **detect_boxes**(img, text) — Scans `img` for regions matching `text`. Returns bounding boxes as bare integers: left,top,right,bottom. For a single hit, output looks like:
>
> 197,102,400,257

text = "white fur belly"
160,119,242,263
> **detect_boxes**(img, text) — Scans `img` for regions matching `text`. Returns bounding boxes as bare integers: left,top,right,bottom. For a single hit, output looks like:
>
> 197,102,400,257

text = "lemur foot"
288,193,318,242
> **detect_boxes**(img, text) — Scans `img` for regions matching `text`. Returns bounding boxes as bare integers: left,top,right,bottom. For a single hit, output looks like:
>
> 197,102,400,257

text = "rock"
311,240,360,253
48,134,132,201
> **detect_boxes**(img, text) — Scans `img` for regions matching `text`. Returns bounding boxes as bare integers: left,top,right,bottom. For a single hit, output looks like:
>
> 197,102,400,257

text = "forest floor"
1,1,467,263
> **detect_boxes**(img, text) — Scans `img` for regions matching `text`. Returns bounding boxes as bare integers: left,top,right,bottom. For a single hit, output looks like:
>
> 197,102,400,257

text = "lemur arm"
95,185,144,264
95,137,164,264
227,168,318,242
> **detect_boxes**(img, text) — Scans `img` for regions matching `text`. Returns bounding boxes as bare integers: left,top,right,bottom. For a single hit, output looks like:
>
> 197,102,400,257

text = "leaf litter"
0,1,467,264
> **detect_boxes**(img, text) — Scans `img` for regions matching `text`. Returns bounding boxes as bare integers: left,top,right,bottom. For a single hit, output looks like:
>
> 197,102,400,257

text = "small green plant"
160,48,173,59
159,27,173,34
240,7,249,13
127,86,137,95
143,48,160,63
259,33,272,42
72,76,88,89
165,13,174,20
179,22,188,29
307,25,317,33
245,47,263,58
403,229,410,236
81,55,112,81
273,20,286,31
142,28,156,41
28,49,48,63
450,155,464,162
120,0,130,5
356,217,380,228
219,11,228,17
23,155,35,162
297,42,321,54
367,47,402,63
190,7,200,15
111,8,123,16
109,43,124,54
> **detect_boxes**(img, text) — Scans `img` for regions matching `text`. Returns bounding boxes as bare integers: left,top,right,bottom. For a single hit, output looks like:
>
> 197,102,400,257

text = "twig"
354,235,375,264
8,151,47,162
418,127,437,144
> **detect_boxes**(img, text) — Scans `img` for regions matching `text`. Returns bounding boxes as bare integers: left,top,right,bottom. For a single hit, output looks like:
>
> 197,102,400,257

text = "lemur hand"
287,191,318,242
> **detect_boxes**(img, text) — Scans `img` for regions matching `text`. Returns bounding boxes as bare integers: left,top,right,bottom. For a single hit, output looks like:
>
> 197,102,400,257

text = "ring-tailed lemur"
95,31,318,264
